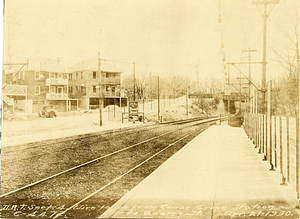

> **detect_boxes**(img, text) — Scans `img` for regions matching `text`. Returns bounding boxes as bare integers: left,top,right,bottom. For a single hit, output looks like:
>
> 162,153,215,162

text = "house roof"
4,58,68,74
27,58,67,73
67,59,122,73
3,58,123,75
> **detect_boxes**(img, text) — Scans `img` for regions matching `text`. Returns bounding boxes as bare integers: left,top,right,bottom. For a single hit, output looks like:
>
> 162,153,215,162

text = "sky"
2,0,300,91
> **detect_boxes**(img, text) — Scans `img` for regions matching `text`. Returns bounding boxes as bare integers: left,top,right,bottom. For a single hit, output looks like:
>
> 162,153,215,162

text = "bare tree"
166,75,192,97
122,68,151,101
271,1,299,116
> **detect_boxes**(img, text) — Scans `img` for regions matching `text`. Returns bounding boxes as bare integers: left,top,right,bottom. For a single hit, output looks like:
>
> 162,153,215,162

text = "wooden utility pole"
57,58,61,65
186,86,189,116
133,62,136,101
196,65,199,92
236,75,244,112
242,47,257,113
98,52,102,126
143,90,145,112
228,64,231,123
297,22,300,205
151,85,153,110
239,74,242,111
253,0,279,113
158,76,160,121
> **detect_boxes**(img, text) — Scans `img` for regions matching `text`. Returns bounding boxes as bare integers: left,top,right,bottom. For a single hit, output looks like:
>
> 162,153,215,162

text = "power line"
269,19,296,44
241,6,256,60
103,58,218,67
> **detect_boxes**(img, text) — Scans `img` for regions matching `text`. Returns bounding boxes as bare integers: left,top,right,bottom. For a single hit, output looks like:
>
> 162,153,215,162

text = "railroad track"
54,125,208,218
2,117,221,197
0,116,225,219
1,116,220,195
2,115,217,154
1,116,219,163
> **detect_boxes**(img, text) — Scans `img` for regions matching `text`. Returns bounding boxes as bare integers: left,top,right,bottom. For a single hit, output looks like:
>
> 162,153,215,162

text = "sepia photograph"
1,0,300,218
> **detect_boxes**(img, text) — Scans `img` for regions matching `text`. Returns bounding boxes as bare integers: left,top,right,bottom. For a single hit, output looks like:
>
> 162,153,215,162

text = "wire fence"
244,112,299,201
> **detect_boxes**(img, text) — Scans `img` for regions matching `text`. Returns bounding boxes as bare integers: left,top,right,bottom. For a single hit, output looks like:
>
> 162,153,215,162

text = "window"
76,72,79,79
50,73,57,78
51,86,56,93
81,72,84,79
69,73,72,80
93,85,96,93
80,86,85,93
69,86,73,94
93,71,96,79
35,71,40,80
57,87,63,94
35,86,40,95
76,86,79,92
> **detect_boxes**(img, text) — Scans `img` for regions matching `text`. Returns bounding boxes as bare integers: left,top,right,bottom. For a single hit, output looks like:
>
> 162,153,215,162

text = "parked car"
38,106,57,118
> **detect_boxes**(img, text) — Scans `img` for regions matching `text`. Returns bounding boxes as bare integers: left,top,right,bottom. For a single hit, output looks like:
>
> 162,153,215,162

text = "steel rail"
2,116,215,153
53,123,208,218
1,116,215,163
0,117,221,198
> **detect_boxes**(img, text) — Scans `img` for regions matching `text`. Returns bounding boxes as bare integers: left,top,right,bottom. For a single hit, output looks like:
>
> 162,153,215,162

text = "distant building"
2,58,128,113
3,59,70,113
67,59,127,110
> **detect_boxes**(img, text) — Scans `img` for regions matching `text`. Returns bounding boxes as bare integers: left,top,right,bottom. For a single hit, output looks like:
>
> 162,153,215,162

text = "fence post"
252,113,255,141
280,117,287,185
274,117,277,169
260,115,263,154
266,81,272,166
258,115,263,153
249,113,251,139
263,115,268,161
287,117,290,182
296,117,299,207
247,113,249,135
255,114,257,146
255,114,258,148
252,114,254,142
270,116,275,171
276,116,280,171
248,113,250,138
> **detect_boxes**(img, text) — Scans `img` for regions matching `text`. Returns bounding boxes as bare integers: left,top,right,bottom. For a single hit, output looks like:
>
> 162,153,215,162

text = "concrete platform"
99,123,299,218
